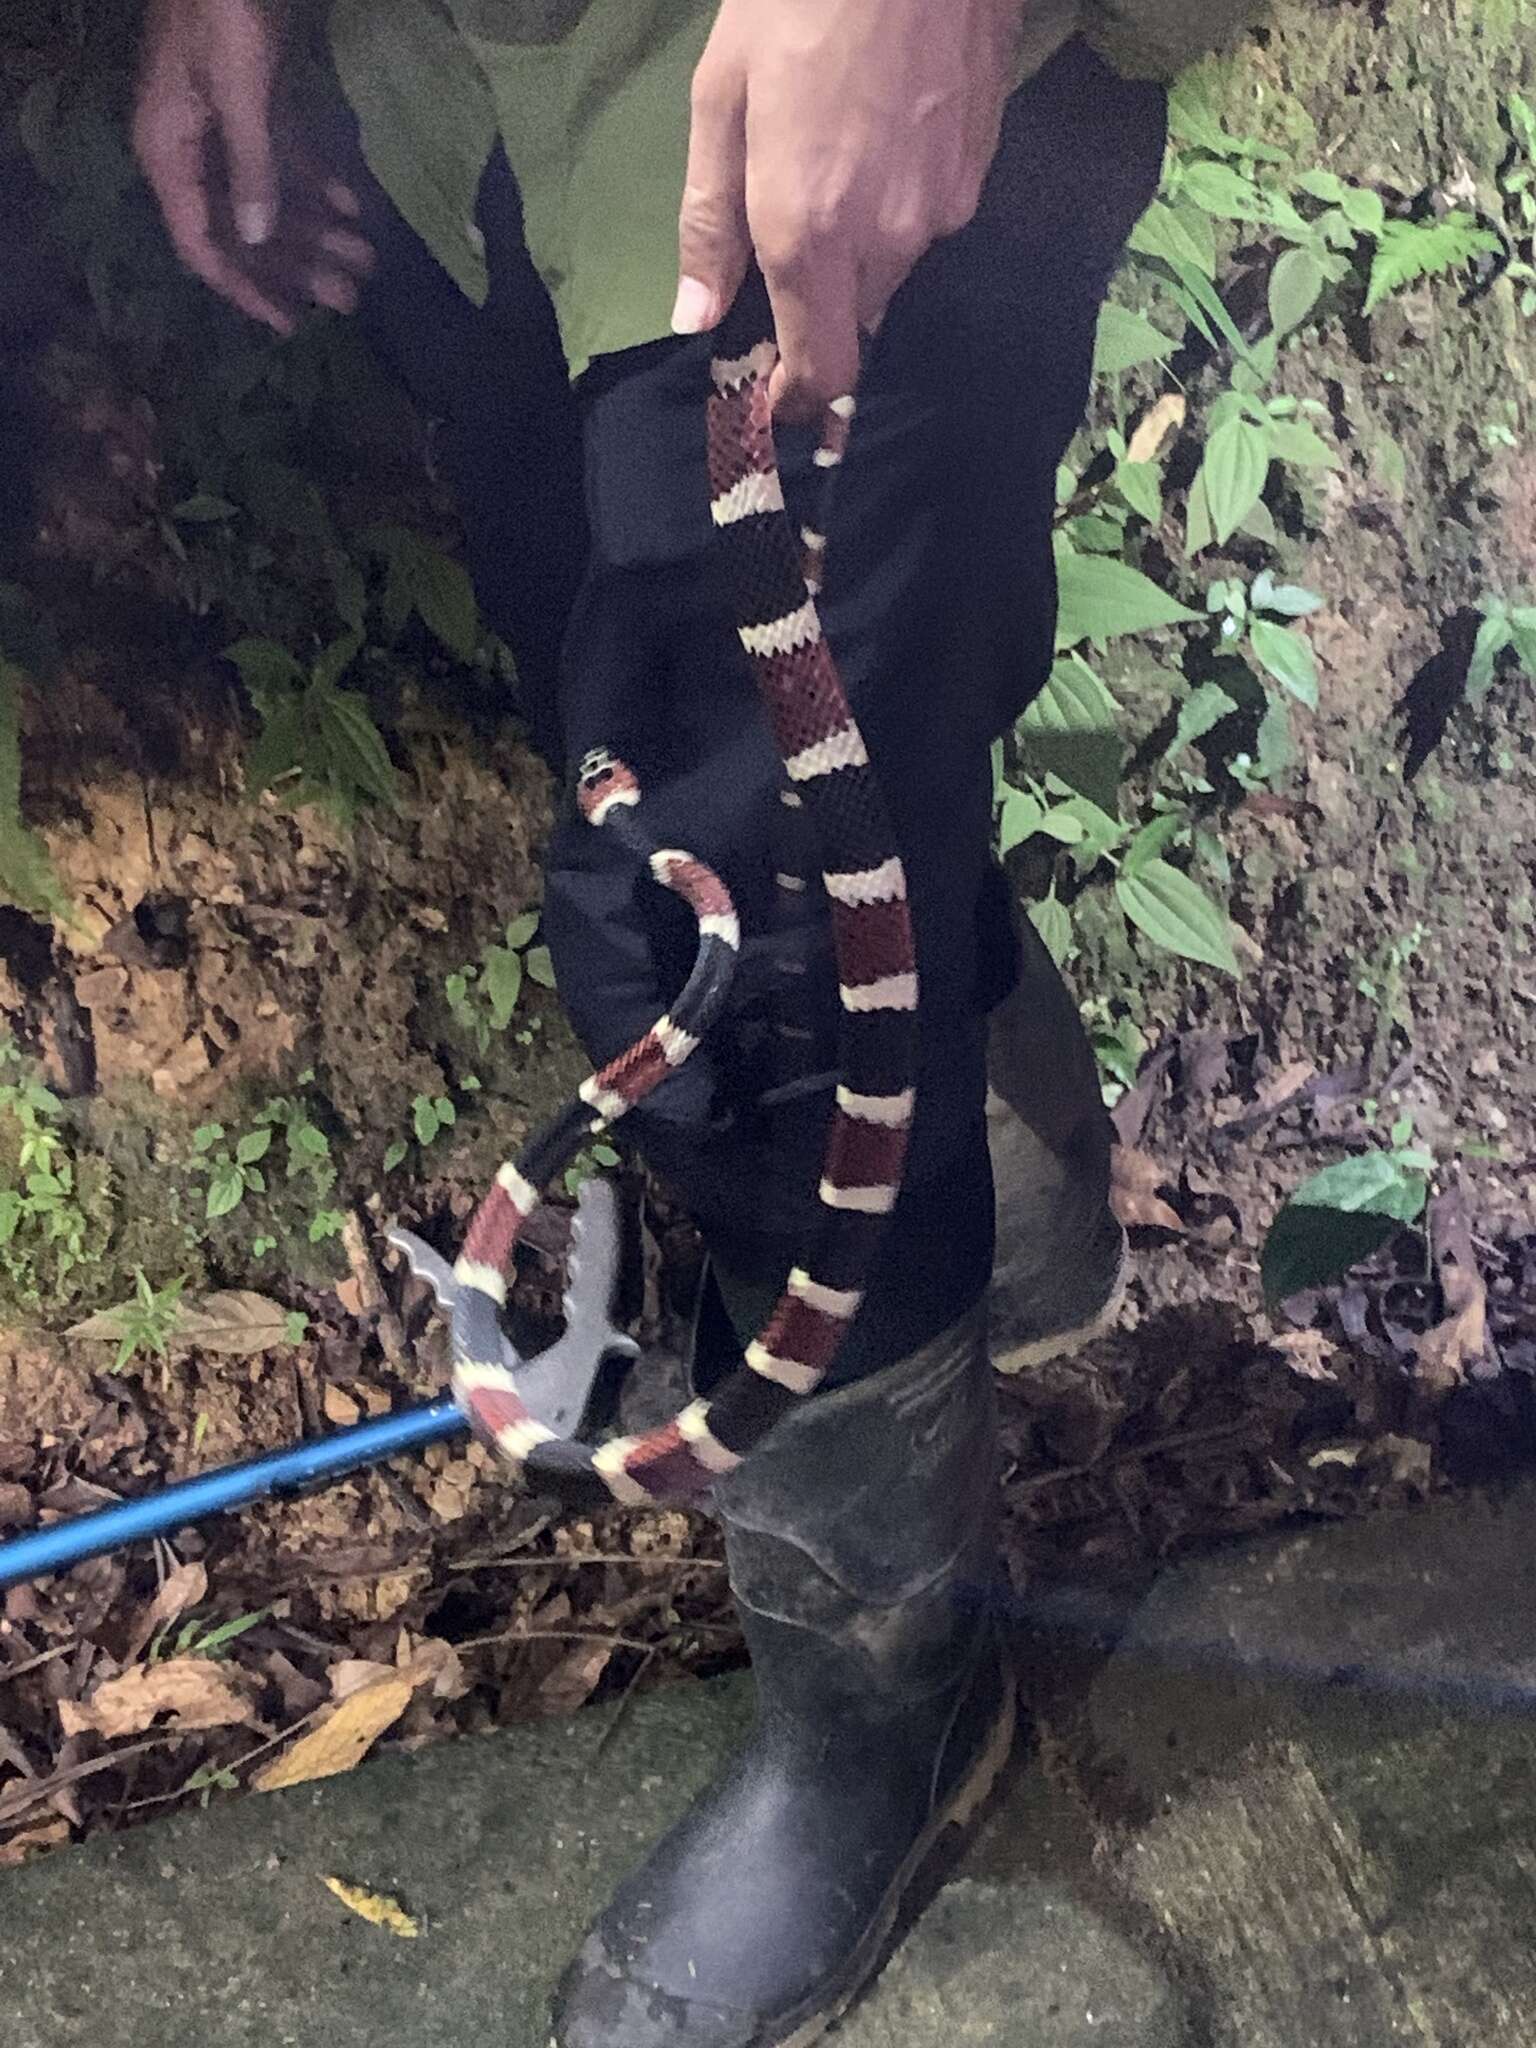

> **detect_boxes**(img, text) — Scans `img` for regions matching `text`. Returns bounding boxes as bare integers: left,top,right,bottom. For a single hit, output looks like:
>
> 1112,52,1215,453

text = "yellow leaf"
253,1675,414,1792
321,1875,420,1938
1127,393,1186,467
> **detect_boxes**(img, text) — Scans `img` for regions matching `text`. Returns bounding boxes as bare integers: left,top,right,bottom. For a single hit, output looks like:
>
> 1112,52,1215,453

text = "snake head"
577,749,641,826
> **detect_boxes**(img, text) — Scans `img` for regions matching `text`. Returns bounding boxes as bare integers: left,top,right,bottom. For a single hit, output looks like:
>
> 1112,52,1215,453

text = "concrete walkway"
5,1482,1536,2047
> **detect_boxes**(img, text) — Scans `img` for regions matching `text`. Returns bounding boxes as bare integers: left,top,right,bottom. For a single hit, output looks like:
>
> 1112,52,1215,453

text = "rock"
151,1034,211,1096
72,964,129,1011
0,1480,32,1527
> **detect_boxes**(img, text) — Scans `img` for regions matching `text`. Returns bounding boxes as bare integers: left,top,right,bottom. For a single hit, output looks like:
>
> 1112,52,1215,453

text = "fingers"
138,116,296,332
762,240,861,422
208,2,280,246
672,50,750,335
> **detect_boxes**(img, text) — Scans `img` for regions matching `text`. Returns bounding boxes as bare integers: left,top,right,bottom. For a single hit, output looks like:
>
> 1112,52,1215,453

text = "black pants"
352,38,1167,1381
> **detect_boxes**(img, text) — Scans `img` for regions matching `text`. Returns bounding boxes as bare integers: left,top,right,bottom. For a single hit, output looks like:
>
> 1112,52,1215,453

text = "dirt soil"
1,644,1533,1869
2,0,1535,1877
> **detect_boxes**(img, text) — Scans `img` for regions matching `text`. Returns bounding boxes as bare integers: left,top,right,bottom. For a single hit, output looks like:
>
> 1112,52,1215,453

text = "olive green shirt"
330,1,1262,377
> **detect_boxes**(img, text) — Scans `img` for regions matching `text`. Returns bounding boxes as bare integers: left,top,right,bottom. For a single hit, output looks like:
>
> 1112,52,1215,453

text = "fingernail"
670,276,719,334
236,201,275,247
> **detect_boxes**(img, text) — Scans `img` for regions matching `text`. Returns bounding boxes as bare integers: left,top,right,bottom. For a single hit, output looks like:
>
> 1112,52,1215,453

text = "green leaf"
412,1096,440,1146
1128,198,1216,278
998,790,1045,855
193,1607,272,1658
1054,552,1199,648
1249,618,1320,709
1255,693,1293,781
314,683,398,808
1508,610,1536,678
504,911,540,949
1093,303,1176,377
383,1139,408,1173
1116,860,1239,974
1194,417,1271,549
1261,1151,1428,1304
1028,892,1073,968
1121,811,1188,880
1168,681,1238,759
1018,657,1123,813
1468,611,1514,701
482,944,524,1029
236,1128,273,1166
245,696,306,799
0,660,70,921
524,945,557,990
239,460,334,546
223,637,304,711
172,494,239,524
1338,186,1386,237
1267,419,1340,471
1268,246,1325,336
1185,472,1214,558
330,0,497,304
206,1164,247,1220
1295,170,1347,206
407,542,479,661
1251,573,1325,618
1115,460,1163,524
330,553,368,635
1181,160,1263,220
1364,212,1502,315
312,632,363,697
1052,795,1125,867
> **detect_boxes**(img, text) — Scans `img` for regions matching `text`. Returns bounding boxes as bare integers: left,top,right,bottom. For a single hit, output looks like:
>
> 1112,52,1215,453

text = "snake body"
449,299,917,1507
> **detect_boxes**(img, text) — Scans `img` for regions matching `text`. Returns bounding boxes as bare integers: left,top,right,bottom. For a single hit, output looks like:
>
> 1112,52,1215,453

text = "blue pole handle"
0,1396,468,1593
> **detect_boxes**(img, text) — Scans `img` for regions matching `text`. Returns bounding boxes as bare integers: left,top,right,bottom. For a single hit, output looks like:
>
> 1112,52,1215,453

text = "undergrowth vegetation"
0,7,1531,1321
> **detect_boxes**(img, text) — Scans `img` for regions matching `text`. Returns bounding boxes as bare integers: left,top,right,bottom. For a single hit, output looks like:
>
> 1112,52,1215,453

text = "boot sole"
989,1231,1128,1378
766,1672,1020,2048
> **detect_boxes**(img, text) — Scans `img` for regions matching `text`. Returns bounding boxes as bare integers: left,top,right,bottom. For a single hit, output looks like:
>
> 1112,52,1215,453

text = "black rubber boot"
986,903,1127,1375
552,1301,1013,2048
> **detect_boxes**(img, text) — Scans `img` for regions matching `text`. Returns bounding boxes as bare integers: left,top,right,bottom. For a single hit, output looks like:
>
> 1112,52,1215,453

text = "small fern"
1364,212,1502,315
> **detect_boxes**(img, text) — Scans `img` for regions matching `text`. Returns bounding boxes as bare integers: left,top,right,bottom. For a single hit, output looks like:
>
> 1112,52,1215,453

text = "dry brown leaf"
329,1658,400,1703
253,1675,415,1792
537,1642,613,1717
335,1277,366,1319
265,1650,328,1719
1127,392,1186,466
1109,1146,1185,1234
175,1292,291,1358
1269,1330,1339,1383
323,1384,362,1427
58,1655,253,1739
1375,1434,1433,1488
322,1875,419,1938
123,1560,209,1663
1254,1059,1317,1114
427,1466,475,1522
0,1817,70,1867
1415,1263,1488,1391
399,1636,469,1702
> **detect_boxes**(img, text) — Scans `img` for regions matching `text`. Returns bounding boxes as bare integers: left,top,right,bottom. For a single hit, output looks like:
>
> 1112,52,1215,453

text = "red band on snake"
447,302,917,1507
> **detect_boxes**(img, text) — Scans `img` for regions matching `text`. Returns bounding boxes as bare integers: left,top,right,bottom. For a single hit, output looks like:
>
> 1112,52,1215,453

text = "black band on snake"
447,295,918,1506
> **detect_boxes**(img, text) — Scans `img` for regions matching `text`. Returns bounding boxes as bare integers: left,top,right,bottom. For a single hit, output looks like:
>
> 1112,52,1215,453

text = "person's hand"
675,0,1022,415
134,0,373,336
